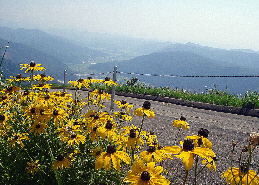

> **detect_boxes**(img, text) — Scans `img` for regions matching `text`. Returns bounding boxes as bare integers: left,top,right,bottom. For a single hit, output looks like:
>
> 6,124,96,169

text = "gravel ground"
54,89,259,184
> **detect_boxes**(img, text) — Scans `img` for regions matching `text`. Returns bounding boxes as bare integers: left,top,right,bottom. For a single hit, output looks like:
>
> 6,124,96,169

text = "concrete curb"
114,92,259,118
54,87,259,117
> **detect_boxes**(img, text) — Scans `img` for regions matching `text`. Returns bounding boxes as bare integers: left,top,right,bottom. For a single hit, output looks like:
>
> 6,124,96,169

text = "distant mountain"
0,38,75,81
89,50,259,94
44,28,172,55
162,43,259,70
0,26,107,65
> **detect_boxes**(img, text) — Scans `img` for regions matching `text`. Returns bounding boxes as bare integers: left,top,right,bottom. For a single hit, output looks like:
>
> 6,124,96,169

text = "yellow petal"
162,146,182,154
104,154,111,171
153,166,163,176
111,154,120,171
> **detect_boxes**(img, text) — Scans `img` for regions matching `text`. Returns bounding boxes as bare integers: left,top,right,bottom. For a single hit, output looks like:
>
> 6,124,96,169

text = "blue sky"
1,0,259,50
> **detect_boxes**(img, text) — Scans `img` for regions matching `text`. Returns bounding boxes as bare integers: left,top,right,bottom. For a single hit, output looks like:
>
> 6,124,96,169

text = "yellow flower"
173,119,189,130
89,147,104,158
90,89,111,103
20,62,45,73
25,160,40,175
222,166,259,185
186,128,212,149
52,108,68,126
29,122,49,135
32,83,52,90
69,150,81,161
120,125,145,151
4,85,21,94
100,78,117,86
7,74,30,83
124,158,170,185
133,108,154,118
52,155,70,170
146,131,158,146
112,111,132,122
114,100,133,112
96,120,118,141
202,157,216,171
163,139,216,171
69,78,89,89
139,145,173,163
84,124,100,142
134,101,155,118
8,133,29,148
33,74,54,82
56,124,81,140
95,145,130,171
66,133,86,146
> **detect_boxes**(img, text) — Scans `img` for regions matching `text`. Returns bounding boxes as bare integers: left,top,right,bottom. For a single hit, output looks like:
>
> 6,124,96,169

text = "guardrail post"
110,66,117,111
63,70,66,92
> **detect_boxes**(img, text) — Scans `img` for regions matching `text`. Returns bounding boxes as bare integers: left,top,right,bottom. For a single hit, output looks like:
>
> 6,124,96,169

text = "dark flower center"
53,109,59,116
61,92,66,97
38,83,44,87
0,114,5,121
74,121,79,125
41,74,46,78
240,163,249,174
16,74,22,79
66,126,72,133
30,61,36,67
142,101,151,109
107,145,116,154
121,100,127,105
141,171,150,181
88,77,92,80
93,114,99,119
98,89,104,94
105,77,110,81
198,128,209,138
36,124,41,129
1,95,7,100
78,78,84,83
149,131,155,135
30,108,36,114
44,95,50,100
23,90,29,96
57,155,64,161
198,138,203,146
147,146,156,153
40,109,45,115
7,87,13,92
105,120,113,130
180,116,186,121
14,135,19,140
129,129,136,138
93,126,98,132
96,151,101,156
71,133,77,139
183,139,194,151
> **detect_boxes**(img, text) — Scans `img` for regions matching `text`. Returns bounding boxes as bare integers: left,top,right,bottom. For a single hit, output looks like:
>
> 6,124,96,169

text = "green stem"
138,111,145,134
193,155,199,185
130,148,135,165
30,70,34,89
230,146,238,185
183,170,189,185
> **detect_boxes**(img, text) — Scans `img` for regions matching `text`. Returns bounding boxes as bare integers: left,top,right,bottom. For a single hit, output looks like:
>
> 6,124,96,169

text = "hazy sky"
1,0,259,50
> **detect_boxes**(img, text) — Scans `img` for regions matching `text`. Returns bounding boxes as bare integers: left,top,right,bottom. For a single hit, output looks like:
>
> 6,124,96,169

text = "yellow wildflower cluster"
0,62,258,184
